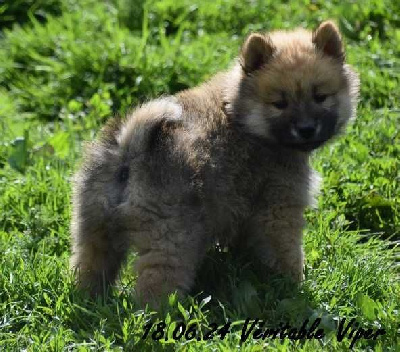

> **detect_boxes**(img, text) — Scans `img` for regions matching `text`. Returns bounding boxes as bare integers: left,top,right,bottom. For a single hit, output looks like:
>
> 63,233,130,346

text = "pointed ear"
313,21,345,62
240,33,275,74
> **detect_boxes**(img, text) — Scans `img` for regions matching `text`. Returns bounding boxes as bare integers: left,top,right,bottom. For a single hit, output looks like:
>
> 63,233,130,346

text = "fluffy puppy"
70,21,359,305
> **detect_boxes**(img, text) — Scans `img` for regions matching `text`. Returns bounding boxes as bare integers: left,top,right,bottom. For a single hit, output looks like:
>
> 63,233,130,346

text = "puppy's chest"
205,145,310,209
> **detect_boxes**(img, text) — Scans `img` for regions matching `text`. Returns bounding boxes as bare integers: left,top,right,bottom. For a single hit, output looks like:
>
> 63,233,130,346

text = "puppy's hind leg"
133,218,209,307
70,205,130,296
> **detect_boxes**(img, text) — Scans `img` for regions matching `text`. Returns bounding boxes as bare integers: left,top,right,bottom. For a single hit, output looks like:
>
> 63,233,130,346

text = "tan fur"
70,21,359,305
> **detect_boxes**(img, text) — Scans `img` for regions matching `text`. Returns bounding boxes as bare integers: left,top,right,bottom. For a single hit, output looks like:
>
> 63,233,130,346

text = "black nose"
297,125,316,139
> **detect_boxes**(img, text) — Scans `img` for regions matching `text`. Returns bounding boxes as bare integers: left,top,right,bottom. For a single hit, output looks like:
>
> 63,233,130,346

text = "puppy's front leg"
245,204,306,282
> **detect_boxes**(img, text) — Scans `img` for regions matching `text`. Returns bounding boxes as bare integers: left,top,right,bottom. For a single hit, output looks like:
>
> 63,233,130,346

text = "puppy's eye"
272,100,288,109
314,93,328,103
118,166,129,183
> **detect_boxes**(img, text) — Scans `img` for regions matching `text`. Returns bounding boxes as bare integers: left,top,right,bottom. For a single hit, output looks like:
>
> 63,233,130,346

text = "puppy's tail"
102,97,183,151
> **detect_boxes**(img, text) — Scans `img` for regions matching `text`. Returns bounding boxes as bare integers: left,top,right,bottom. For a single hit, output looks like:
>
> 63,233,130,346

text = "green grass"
0,0,399,350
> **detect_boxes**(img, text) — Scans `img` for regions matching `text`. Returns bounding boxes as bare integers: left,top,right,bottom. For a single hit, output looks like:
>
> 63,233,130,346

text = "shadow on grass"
193,249,322,324
65,248,336,349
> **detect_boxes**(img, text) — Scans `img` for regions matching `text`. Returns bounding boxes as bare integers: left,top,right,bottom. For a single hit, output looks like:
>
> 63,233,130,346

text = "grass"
0,0,399,350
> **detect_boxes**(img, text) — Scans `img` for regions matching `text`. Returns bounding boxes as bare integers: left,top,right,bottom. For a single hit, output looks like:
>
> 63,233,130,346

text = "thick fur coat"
70,21,359,305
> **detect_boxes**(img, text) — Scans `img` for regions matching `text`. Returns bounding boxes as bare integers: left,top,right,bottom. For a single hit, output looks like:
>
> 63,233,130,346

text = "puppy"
70,21,359,305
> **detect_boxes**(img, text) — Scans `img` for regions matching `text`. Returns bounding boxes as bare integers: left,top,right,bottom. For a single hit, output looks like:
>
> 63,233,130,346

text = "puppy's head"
230,21,359,151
